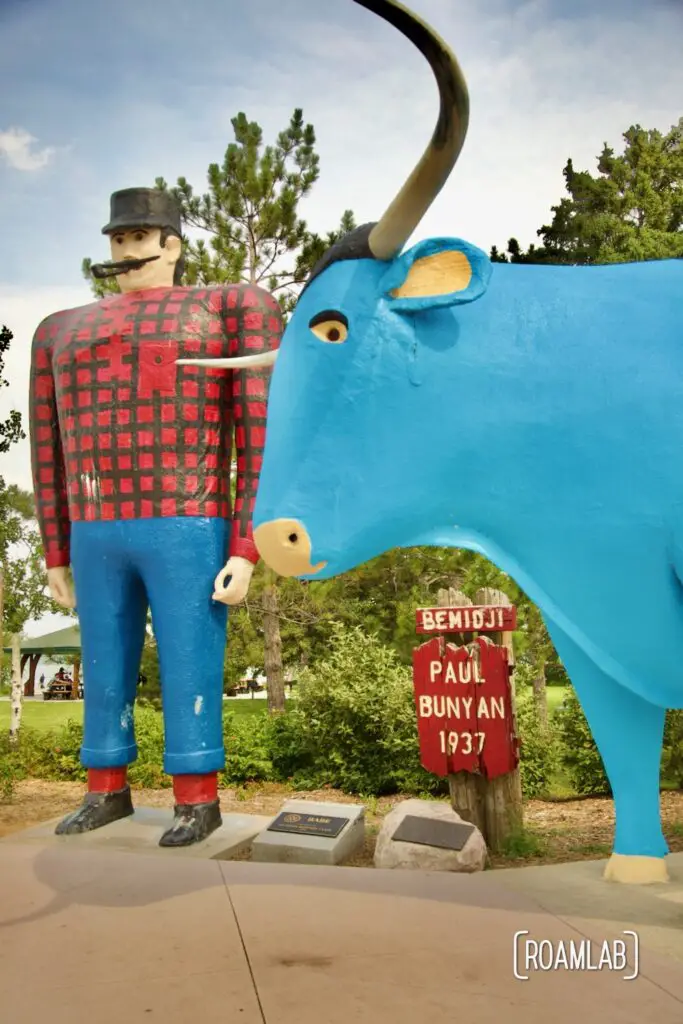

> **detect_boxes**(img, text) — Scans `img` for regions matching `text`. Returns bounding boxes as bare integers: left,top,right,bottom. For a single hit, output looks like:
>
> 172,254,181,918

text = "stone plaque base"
252,800,365,866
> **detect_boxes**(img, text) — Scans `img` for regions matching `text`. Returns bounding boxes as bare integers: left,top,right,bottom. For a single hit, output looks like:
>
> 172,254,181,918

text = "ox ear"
380,238,491,312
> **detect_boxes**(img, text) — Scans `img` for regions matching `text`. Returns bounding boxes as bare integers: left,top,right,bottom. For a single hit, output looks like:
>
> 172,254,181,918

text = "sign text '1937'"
439,730,485,755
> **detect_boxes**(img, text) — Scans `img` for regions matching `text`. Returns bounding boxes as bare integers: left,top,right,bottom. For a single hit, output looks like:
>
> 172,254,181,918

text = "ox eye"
309,309,348,344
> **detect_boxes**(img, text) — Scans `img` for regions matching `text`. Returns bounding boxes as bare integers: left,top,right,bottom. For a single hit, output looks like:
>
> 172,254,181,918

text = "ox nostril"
287,532,299,545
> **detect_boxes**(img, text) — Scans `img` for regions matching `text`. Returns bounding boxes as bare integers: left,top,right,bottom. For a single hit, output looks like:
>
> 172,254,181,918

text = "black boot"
158,800,222,847
55,786,134,835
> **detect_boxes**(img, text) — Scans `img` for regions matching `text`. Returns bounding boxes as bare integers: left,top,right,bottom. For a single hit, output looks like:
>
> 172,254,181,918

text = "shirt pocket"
137,341,179,397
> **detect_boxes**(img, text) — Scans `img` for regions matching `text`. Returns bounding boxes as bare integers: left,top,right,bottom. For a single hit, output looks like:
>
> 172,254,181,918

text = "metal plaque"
267,811,350,839
391,815,476,851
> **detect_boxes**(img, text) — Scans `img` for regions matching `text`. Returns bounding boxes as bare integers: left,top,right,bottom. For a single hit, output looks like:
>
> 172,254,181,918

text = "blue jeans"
71,517,229,775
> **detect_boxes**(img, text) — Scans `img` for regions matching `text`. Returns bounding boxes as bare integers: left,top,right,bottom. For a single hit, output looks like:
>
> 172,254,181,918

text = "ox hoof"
603,853,669,884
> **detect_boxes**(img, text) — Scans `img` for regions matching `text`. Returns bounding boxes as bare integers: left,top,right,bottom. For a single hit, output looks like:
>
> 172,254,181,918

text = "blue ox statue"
179,0,683,884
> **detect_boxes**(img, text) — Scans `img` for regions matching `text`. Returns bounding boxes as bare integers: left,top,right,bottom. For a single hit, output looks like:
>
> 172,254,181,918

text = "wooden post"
437,588,487,837
22,653,41,697
474,587,524,850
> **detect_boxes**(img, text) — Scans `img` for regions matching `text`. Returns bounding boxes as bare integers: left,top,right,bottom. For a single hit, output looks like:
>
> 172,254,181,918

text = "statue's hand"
47,566,76,609
212,556,255,606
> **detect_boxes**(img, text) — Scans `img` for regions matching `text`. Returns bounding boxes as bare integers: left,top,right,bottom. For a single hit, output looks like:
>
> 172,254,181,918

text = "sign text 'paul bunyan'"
412,636,519,779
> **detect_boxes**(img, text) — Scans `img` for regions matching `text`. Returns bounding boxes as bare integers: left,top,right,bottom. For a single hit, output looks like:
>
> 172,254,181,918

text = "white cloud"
0,127,55,171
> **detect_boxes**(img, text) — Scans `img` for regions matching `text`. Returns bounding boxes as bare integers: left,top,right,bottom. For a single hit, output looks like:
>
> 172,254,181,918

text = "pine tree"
492,117,683,265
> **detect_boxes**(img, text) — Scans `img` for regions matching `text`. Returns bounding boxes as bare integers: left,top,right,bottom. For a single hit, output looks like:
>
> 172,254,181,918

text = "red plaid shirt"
29,283,282,570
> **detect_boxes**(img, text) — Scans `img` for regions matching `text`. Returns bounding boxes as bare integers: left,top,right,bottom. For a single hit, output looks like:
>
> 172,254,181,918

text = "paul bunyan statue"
29,187,281,846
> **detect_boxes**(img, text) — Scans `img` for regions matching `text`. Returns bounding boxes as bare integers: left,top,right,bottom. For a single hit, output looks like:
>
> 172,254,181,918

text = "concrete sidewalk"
0,839,681,1023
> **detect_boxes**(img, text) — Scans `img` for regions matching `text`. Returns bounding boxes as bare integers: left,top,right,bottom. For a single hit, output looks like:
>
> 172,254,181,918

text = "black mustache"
90,255,160,279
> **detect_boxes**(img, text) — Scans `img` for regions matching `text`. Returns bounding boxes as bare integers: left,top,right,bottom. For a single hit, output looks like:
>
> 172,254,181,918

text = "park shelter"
2,625,81,698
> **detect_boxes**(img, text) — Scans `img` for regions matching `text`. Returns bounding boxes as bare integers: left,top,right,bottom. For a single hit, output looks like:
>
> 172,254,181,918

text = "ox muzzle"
253,518,326,578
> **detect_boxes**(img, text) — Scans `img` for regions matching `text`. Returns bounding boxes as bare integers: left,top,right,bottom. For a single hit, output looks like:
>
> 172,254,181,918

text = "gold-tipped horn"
176,350,279,369
353,0,469,261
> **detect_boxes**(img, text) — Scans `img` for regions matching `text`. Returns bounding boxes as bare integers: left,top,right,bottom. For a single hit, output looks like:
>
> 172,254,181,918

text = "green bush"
220,710,274,785
0,700,275,789
8,720,86,782
127,703,167,787
662,710,683,789
268,623,444,796
554,688,683,796
0,743,19,802
555,687,611,796
16,653,682,804
515,688,560,798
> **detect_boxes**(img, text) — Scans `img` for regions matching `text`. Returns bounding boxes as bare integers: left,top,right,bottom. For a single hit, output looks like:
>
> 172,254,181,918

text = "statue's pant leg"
70,522,148,769
136,516,230,776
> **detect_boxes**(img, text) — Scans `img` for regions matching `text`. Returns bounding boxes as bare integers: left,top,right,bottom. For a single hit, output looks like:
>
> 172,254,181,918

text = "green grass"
498,827,548,860
226,698,270,717
0,695,272,733
546,685,568,715
0,700,82,732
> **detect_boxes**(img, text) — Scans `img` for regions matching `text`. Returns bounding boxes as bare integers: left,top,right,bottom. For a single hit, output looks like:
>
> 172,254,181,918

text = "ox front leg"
548,624,668,884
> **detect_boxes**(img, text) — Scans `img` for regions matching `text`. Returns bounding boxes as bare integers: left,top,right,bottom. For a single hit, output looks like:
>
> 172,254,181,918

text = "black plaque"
267,811,350,839
391,815,475,851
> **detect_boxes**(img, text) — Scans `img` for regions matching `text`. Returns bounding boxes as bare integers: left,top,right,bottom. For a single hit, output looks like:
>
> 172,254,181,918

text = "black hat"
101,187,182,236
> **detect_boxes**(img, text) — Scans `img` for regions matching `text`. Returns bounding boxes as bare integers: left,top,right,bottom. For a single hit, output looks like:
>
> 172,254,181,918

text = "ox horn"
176,350,279,369
355,0,470,261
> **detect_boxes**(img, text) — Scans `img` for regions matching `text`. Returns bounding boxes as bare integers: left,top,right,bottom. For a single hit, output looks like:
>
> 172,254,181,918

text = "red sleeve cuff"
229,535,259,565
45,551,70,570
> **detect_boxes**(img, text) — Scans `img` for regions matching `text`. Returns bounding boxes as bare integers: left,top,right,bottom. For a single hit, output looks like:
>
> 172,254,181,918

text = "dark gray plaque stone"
391,815,476,851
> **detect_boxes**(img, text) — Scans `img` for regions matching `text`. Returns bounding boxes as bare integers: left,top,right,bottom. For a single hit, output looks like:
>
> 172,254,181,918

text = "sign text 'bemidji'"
416,605,517,634
412,636,519,779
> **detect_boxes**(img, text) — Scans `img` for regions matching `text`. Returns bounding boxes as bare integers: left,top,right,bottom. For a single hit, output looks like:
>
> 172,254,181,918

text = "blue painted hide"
254,236,683,859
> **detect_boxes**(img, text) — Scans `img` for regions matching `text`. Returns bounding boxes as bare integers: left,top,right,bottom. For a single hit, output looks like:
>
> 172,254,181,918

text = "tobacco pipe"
90,255,160,279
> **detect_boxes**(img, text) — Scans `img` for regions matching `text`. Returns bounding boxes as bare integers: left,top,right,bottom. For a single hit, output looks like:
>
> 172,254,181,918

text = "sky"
1,0,682,634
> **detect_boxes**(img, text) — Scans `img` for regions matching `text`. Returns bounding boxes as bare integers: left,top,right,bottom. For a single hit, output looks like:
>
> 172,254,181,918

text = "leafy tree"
2,488,60,739
0,327,24,457
2,497,57,635
492,117,683,265
0,326,29,629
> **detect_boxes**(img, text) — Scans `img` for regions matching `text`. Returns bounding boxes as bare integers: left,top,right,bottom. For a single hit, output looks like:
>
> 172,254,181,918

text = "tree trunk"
533,659,549,732
73,658,81,698
263,570,285,713
9,634,23,744
24,653,40,697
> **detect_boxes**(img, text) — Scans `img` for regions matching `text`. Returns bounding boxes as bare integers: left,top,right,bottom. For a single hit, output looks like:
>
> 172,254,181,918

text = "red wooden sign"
416,605,517,634
412,636,519,779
